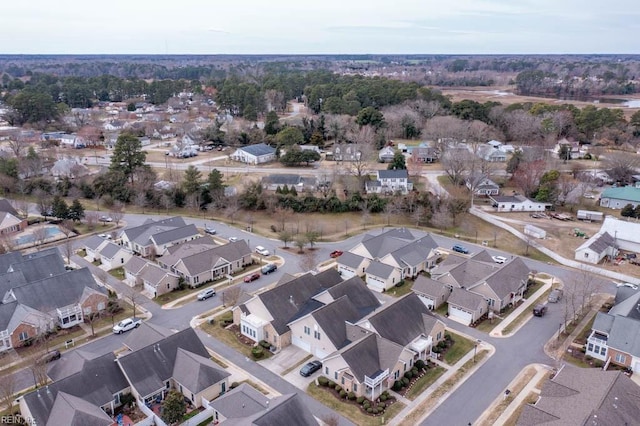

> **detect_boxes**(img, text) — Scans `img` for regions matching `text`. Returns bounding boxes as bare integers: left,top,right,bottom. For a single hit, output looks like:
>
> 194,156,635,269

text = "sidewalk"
490,277,554,338
390,340,495,426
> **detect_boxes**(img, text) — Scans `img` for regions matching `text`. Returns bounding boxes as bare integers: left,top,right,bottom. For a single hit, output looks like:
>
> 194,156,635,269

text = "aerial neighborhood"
1,53,640,426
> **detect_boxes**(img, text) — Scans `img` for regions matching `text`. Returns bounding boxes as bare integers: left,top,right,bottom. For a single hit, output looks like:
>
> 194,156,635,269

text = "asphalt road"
8,213,618,425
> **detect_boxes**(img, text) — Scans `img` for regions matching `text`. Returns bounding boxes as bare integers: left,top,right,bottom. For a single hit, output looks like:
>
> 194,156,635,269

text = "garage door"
417,294,434,310
339,266,356,279
449,306,473,325
292,336,311,353
366,276,386,293
314,347,330,359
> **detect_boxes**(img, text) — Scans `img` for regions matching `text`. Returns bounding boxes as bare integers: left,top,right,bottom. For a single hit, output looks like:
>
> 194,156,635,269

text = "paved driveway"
259,344,310,375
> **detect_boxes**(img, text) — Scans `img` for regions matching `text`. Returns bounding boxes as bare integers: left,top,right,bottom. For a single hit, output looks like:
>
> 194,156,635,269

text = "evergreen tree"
51,196,69,219
68,199,85,222
182,165,202,195
110,133,147,185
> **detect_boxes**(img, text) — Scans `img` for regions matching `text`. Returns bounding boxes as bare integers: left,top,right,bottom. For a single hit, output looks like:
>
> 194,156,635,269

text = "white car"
228,237,239,242
492,255,508,264
112,317,141,334
255,246,270,256
197,288,216,300
616,282,639,290
100,216,113,222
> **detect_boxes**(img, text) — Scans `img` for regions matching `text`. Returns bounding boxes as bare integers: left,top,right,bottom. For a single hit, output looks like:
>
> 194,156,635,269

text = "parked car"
255,246,270,256
452,244,470,254
261,263,277,274
228,237,239,242
616,282,639,290
197,288,216,300
244,273,260,283
113,317,142,334
100,215,113,222
533,304,547,317
204,227,216,235
492,255,508,264
330,250,344,258
37,349,61,364
300,360,322,377
548,289,563,303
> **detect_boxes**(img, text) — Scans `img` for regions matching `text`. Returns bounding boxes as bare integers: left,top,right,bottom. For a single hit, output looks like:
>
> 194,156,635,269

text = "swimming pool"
14,227,63,246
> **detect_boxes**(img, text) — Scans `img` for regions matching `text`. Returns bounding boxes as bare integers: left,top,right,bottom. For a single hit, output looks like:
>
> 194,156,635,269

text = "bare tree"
321,414,340,426
430,205,453,231
10,198,30,218
298,249,317,272
125,287,142,319
85,211,99,231
294,235,307,253
222,285,243,308
274,207,293,232
225,197,241,224
343,141,376,191
411,205,425,227
84,312,101,337
109,203,125,226
556,173,579,206
441,147,473,185
512,160,547,198
383,201,398,226
0,371,17,414
7,137,26,158
32,227,48,250
604,152,640,184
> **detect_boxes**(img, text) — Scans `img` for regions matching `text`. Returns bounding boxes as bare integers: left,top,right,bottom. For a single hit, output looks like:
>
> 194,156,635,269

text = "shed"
524,224,546,239
577,210,604,222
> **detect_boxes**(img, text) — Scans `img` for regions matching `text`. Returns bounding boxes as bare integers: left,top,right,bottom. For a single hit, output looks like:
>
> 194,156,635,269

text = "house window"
265,331,269,339
615,353,627,364
166,381,170,389
394,370,400,379
588,343,594,352
194,276,199,284
594,345,600,354
600,346,606,356
437,331,442,341
353,384,357,392
304,326,310,335
334,372,338,380
19,331,28,341
325,367,329,375
341,377,345,385
584,253,589,258
314,331,321,340
98,302,105,310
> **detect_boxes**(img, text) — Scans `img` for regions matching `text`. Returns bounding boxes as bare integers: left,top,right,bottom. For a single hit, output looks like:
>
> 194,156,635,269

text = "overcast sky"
2,0,637,54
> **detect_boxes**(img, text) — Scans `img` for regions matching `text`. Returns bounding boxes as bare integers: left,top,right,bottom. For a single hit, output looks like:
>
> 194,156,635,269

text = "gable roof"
121,216,186,246
249,393,318,426
384,235,439,268
517,367,640,426
47,391,113,426
172,348,230,393
576,231,616,253
0,270,27,300
412,275,450,300
377,169,408,179
339,333,403,383
150,224,200,246
163,235,217,256
470,250,496,264
170,240,251,276
0,198,18,216
22,352,129,426
364,293,441,346
46,350,101,382
123,255,148,275
325,276,381,317
357,228,416,259
476,258,530,298
140,263,178,286
309,296,363,349
208,383,269,419
117,328,212,398
609,288,640,321
365,260,395,279
84,235,107,251
98,241,126,259
441,259,499,288
605,315,640,358
124,322,174,352
7,252,66,282
601,186,640,203
337,251,366,269
240,143,276,157
9,268,106,311
0,251,24,274
257,270,343,334
447,287,487,311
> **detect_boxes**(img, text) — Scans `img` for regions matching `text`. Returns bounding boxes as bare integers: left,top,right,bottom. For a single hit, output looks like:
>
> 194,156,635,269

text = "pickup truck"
112,317,142,334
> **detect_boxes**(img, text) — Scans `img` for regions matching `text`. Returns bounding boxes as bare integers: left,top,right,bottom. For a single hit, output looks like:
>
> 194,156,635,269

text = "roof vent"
289,295,294,305
266,400,269,410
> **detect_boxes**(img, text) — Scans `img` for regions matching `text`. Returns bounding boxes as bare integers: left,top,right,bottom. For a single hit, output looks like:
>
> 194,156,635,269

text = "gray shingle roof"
377,169,408,179
8,252,66,282
477,257,530,299
123,256,148,275
124,322,174,352
98,241,124,258
386,235,439,267
47,391,113,426
117,328,211,398
609,288,640,320
357,228,416,259
208,383,268,419
340,333,403,383
606,315,640,358
261,174,304,186
122,216,186,245
337,251,366,269
0,251,24,274
517,367,640,426
250,393,318,426
258,270,343,334
365,293,440,346
21,352,129,426
0,270,27,301
240,143,276,157
172,348,230,393
365,261,395,279
151,224,200,246
0,301,18,330
441,259,499,288
310,296,362,349
447,287,487,311
140,263,177,286
47,350,101,382
172,240,251,276
580,231,616,253
10,268,106,312
412,275,450,300
326,276,381,317
84,235,107,251
470,250,495,264
0,198,18,216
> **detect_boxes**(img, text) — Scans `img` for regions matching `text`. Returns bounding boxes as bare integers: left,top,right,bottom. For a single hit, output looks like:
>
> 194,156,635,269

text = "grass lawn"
387,279,415,298
109,267,125,280
77,248,87,257
200,317,271,360
405,365,447,400
435,304,448,316
443,332,475,365
91,259,102,266
90,306,135,331
307,383,405,426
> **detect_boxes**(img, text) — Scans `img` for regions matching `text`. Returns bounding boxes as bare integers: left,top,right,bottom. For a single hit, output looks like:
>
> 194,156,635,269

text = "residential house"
84,235,109,262
364,260,403,292
574,232,618,264
0,199,27,236
123,256,148,286
123,322,174,352
287,277,381,357
261,174,317,192
517,367,640,426
297,144,321,154
336,251,370,279
50,157,89,179
210,385,318,425
378,146,396,163
586,287,640,370
19,352,130,426
3,267,109,330
554,138,582,159
412,275,452,310
58,133,85,148
477,144,507,162
104,120,125,131
97,242,133,270
365,169,413,195
350,228,416,260
600,186,640,209
465,173,500,196
490,195,551,212
158,240,252,287
230,143,276,164
139,262,180,297
233,269,343,351
0,301,50,353
329,143,362,162
116,328,230,408
446,288,489,325
120,217,201,257
411,146,439,163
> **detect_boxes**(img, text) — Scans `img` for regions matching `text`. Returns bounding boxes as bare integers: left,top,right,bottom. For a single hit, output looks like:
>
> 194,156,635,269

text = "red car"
330,250,344,258
244,273,260,283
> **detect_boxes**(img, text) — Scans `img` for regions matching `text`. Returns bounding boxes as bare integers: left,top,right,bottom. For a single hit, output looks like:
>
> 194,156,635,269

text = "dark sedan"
300,360,322,377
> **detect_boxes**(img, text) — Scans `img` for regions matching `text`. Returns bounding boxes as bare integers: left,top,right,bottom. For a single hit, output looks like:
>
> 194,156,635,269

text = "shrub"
437,341,446,349
372,407,379,415
585,355,593,362
270,225,278,233
328,381,335,387
392,380,402,391
366,407,373,413
404,371,413,380
445,333,452,341
357,396,365,404
380,394,387,402
411,367,419,376
259,340,271,349
348,392,356,400
230,382,240,389
594,360,604,368
318,376,329,386
415,359,426,370
378,402,386,409
363,402,370,410
433,347,441,353
251,346,264,359
339,390,347,398
335,385,342,392
401,377,410,386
